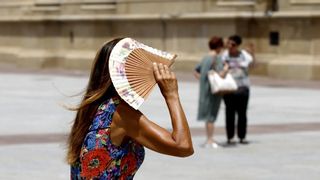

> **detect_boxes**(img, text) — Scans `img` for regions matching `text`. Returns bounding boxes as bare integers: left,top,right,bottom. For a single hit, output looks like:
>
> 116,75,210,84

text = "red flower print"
81,148,111,179
120,153,137,179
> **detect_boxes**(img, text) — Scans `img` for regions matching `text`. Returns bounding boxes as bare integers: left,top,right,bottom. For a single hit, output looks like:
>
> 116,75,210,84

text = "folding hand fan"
109,37,177,110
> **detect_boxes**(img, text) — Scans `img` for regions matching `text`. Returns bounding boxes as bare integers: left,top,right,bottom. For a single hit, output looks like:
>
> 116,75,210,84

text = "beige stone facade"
0,0,320,80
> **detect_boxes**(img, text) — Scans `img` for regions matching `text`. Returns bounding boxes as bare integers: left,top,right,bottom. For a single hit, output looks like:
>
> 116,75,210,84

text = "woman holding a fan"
67,38,193,179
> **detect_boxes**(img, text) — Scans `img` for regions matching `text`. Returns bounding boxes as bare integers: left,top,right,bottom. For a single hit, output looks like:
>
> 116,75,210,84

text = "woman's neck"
208,50,217,56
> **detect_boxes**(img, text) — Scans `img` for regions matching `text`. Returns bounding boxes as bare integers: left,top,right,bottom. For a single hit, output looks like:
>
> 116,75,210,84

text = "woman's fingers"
158,63,165,76
153,62,161,80
163,64,170,78
153,62,177,82
153,63,172,79
153,62,178,99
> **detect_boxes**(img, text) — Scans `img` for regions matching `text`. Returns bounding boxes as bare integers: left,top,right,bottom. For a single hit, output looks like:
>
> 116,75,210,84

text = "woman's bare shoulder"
113,101,143,126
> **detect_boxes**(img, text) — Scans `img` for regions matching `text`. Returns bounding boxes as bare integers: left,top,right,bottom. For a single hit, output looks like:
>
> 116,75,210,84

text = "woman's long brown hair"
67,38,123,164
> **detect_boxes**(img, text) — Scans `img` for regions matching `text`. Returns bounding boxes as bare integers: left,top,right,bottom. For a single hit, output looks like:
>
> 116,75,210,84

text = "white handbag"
207,70,238,94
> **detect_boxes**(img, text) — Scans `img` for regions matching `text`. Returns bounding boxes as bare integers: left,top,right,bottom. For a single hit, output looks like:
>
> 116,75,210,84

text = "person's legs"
202,122,219,148
205,122,214,143
237,87,250,143
224,93,236,142
202,94,222,148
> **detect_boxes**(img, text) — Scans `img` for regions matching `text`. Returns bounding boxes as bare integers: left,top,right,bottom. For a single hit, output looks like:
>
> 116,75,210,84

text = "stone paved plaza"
0,71,320,180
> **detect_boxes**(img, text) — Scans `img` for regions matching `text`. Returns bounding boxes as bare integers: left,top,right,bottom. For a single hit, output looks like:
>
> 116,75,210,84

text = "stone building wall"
0,0,319,80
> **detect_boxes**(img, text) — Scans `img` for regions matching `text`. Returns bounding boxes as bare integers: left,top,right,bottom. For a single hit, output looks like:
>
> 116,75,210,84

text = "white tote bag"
207,70,238,94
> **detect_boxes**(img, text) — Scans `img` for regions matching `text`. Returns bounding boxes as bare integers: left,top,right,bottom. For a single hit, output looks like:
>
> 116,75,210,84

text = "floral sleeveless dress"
70,98,145,180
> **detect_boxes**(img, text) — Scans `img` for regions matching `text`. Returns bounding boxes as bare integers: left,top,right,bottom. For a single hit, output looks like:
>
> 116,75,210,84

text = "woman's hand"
153,63,178,100
193,71,200,80
219,62,229,78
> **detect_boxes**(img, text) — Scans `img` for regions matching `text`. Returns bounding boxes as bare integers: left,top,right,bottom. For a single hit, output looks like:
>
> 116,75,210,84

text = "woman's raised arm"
112,63,194,157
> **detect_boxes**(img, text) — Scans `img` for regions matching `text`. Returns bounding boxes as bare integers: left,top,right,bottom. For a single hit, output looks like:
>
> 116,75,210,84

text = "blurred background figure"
221,35,253,145
245,42,256,68
194,37,228,148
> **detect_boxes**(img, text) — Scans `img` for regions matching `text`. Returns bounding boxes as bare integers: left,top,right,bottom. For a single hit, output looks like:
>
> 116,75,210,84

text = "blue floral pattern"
71,98,145,179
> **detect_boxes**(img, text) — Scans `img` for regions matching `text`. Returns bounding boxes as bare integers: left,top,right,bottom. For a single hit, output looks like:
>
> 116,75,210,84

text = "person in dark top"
221,35,253,145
